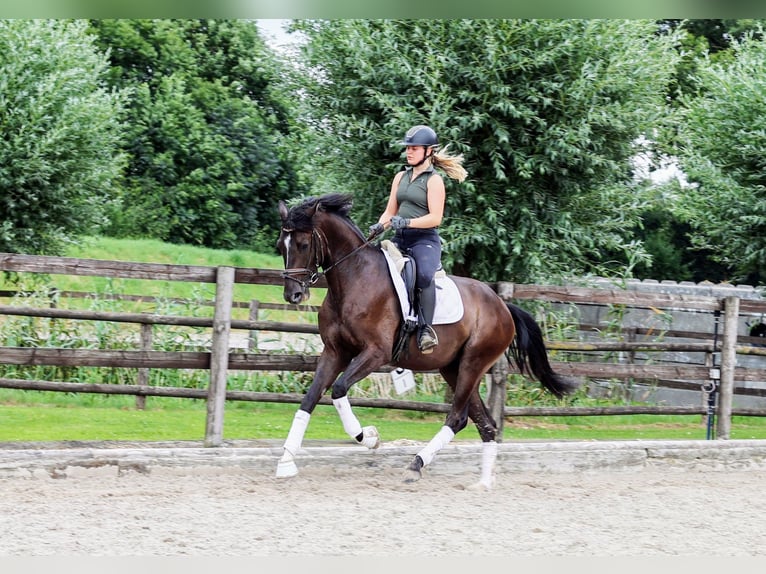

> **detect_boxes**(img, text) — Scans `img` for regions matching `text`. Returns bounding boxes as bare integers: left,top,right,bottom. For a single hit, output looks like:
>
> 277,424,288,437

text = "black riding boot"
417,283,438,354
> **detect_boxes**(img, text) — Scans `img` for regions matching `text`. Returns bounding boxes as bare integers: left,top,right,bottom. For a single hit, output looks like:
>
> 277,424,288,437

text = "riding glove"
390,216,410,230
368,222,385,237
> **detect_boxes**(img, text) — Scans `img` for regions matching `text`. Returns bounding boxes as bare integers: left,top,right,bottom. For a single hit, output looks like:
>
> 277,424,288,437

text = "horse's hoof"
403,455,424,482
359,426,380,449
403,468,422,483
466,477,495,491
275,456,298,478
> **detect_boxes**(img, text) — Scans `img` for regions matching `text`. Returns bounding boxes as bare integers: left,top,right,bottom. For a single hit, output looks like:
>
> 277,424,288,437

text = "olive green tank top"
395,166,436,222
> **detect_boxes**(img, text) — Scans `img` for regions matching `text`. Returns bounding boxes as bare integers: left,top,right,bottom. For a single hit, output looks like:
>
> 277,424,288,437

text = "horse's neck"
323,244,386,301
318,217,389,301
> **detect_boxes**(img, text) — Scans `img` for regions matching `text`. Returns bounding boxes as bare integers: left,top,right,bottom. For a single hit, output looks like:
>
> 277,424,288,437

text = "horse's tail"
506,303,582,398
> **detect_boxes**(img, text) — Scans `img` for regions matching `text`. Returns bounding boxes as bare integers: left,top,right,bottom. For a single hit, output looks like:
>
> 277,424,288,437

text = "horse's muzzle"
284,288,309,305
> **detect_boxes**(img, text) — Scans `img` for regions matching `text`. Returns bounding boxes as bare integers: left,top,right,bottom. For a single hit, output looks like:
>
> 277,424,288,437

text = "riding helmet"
400,125,438,148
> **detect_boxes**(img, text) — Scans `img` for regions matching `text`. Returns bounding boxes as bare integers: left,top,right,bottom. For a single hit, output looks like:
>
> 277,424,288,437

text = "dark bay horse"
275,193,580,488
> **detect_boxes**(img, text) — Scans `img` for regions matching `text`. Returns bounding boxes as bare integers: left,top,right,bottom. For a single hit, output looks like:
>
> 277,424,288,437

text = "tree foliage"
88,19,303,250
670,30,766,284
291,19,680,282
0,19,125,255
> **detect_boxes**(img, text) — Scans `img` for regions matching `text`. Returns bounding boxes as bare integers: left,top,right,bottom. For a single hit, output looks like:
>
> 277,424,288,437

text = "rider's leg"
417,281,438,353
409,237,441,354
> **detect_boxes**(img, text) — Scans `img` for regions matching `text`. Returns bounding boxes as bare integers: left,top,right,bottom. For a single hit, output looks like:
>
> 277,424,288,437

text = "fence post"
716,296,740,440
248,299,260,352
205,266,235,447
486,353,509,442
135,323,153,410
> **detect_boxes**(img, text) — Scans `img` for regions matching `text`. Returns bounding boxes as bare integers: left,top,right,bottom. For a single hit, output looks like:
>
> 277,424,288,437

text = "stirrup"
418,326,438,354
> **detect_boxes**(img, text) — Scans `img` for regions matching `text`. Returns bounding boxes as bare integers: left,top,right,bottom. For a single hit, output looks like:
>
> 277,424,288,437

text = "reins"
280,226,380,288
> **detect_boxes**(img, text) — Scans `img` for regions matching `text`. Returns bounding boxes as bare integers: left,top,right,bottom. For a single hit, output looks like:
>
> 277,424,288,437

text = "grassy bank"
3,235,324,309
2,390,765,443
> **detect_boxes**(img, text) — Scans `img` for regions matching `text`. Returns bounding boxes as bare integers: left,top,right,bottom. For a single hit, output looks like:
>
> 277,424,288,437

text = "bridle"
280,226,379,290
280,227,324,290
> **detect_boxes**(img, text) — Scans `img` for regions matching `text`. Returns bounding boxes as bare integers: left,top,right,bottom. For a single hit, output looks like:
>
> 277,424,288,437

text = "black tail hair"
506,303,581,398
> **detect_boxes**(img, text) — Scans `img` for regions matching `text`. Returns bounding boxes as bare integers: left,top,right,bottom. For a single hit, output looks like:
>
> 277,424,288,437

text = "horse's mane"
287,193,364,239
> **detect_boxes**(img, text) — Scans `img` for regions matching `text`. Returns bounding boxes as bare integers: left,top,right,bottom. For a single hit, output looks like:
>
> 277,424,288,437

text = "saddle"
381,240,445,361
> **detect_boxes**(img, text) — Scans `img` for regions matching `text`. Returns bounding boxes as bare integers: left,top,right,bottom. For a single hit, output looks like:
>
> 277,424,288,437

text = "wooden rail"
1,252,765,445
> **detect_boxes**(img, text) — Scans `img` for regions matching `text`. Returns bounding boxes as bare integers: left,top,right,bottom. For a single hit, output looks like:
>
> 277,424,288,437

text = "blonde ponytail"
431,144,467,183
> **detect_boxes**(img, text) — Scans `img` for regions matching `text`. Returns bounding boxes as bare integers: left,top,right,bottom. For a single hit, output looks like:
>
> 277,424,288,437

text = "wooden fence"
1,252,765,446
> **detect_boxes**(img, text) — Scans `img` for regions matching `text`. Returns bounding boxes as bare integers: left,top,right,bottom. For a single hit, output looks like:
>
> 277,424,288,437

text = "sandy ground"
1,461,764,557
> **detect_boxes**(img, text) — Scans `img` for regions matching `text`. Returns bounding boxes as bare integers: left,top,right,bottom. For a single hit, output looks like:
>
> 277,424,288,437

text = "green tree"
660,19,765,104
631,186,729,282
0,19,125,255
88,19,303,251
291,19,680,283
670,31,766,284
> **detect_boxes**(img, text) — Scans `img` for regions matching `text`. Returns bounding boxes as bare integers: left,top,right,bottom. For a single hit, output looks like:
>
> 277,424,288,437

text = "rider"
369,125,467,354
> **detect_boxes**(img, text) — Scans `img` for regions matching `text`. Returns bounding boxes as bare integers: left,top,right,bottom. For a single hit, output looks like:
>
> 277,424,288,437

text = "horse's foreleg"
275,354,343,479
330,351,387,450
276,409,311,478
332,395,380,449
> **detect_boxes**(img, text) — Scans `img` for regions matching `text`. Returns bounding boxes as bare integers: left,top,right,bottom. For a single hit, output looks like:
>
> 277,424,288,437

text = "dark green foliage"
669,30,766,284
0,20,125,255
632,203,729,283
88,19,303,251
291,19,681,283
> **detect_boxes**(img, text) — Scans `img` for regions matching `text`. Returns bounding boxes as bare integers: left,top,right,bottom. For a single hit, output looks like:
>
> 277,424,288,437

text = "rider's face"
405,145,427,165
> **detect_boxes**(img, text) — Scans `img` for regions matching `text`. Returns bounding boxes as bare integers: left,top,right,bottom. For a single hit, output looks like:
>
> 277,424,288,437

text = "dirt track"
1,451,764,556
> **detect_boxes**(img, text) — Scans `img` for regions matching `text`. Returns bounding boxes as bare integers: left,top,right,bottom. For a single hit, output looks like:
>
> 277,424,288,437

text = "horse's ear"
306,199,320,218
278,200,288,222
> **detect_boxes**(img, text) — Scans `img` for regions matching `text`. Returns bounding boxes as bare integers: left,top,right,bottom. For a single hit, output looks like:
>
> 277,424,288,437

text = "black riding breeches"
393,228,441,289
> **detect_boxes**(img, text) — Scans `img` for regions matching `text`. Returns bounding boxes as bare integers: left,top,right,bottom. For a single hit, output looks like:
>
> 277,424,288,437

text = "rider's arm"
378,171,405,225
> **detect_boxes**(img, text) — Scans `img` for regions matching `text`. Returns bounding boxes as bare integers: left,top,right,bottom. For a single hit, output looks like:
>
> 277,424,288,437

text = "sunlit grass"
2,392,765,443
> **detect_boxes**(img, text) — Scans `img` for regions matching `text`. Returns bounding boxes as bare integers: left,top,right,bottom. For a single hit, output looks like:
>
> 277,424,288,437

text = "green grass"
2,235,325,326
0,395,476,443
2,391,765,443
2,235,325,310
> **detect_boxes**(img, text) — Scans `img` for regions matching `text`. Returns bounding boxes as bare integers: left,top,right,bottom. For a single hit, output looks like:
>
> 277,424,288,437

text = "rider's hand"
390,216,410,230
368,222,385,237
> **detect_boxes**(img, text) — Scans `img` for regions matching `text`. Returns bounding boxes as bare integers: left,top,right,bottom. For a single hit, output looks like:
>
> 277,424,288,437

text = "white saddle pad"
381,249,464,325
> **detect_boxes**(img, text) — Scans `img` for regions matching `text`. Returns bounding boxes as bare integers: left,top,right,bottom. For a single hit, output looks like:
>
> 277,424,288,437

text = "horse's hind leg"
404,365,475,483
405,358,502,486
406,391,499,490
467,392,499,490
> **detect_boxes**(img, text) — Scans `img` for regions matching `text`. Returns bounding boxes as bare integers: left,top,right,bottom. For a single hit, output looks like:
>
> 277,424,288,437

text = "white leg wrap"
479,440,498,487
417,425,455,467
333,395,363,439
276,409,311,478
283,409,311,456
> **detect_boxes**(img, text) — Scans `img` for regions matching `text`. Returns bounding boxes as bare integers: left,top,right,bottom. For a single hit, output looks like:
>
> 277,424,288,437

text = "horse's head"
276,193,359,305
277,199,318,304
